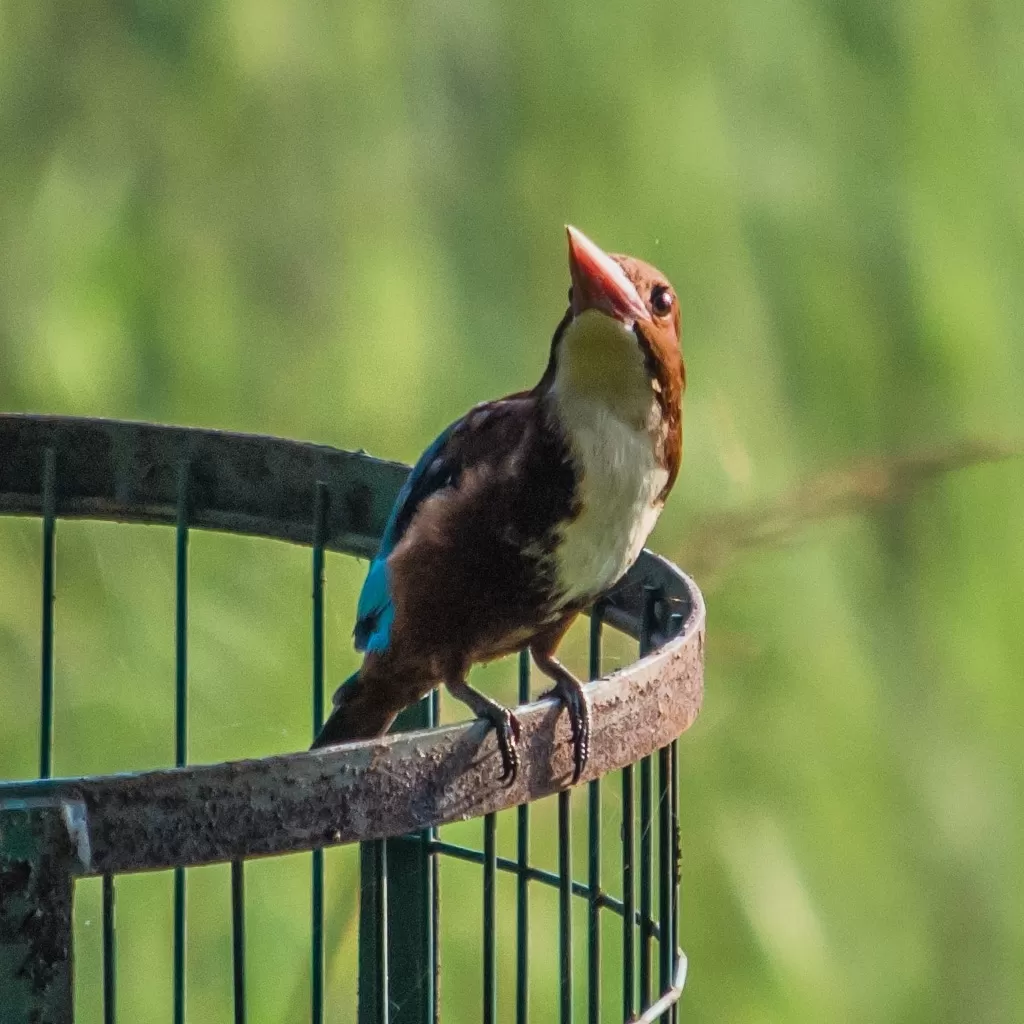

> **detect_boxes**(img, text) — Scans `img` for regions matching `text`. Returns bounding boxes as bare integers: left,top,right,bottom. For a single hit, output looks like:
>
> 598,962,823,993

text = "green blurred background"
1,1,1022,1021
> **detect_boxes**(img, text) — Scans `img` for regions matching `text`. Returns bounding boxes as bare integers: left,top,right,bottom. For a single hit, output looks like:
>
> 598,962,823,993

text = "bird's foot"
484,704,522,785
445,677,523,785
540,675,591,784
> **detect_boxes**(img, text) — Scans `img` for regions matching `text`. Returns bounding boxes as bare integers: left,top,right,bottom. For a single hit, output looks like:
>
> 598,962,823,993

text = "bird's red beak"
566,225,651,325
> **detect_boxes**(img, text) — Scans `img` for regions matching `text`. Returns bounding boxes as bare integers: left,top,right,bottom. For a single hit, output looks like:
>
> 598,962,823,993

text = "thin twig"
679,438,1023,586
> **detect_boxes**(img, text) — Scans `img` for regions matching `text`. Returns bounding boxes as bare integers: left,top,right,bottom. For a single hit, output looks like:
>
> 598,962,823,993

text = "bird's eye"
651,286,673,317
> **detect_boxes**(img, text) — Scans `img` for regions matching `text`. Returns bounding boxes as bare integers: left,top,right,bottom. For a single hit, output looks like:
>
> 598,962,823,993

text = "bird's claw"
446,677,523,785
482,705,522,785
540,677,591,784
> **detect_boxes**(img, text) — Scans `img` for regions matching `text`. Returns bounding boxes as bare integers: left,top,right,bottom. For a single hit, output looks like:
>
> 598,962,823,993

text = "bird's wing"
353,398,530,652
353,421,458,652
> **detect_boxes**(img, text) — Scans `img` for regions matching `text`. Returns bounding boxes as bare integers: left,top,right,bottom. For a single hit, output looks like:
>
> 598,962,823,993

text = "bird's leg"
445,677,522,785
530,615,589,784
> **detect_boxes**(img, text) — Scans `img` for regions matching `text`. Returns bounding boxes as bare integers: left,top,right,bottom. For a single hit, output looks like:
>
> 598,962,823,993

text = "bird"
311,226,684,784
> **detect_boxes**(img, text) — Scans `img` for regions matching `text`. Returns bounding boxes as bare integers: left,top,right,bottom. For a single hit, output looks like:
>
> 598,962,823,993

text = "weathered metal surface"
0,798,91,1024
0,582,703,876
0,414,408,560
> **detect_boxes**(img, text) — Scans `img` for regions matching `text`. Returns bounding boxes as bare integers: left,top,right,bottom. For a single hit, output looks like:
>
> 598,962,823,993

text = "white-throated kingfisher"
312,227,684,784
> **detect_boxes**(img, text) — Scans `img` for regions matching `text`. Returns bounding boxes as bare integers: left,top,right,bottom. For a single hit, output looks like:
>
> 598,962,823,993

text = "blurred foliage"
1,0,1023,1022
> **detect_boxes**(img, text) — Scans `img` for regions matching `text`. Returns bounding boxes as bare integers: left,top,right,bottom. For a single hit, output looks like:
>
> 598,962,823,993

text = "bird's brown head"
533,226,685,493
566,226,682,377
539,227,684,472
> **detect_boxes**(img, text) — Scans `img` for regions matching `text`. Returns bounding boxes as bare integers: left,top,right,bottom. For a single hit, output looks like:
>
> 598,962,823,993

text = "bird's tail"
310,668,400,749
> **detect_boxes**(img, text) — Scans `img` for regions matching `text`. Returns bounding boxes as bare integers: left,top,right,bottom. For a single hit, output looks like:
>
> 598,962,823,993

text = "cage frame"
0,414,705,1024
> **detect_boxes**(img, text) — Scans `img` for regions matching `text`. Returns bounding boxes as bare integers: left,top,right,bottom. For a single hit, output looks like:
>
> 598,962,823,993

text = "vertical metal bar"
376,840,390,1024
39,447,56,780
638,587,659,1011
359,834,394,1023
173,459,189,1024
358,842,380,1024
639,755,653,1007
311,482,328,1024
483,813,497,1024
515,650,531,1024
658,745,672,1020
384,698,435,1024
621,761,635,1022
231,860,246,1024
670,739,681,1024
558,788,572,1024
103,873,116,1024
430,690,441,1024
587,606,603,1024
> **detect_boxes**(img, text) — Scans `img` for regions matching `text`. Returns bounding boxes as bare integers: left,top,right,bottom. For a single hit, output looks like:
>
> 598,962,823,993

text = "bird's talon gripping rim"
569,689,591,784
492,708,521,785
541,680,591,784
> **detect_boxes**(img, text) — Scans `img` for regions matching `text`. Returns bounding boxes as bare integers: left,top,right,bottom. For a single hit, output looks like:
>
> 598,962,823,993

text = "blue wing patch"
352,421,462,653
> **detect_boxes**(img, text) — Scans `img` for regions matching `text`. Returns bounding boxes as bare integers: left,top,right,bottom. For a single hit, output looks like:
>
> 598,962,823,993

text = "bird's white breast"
544,313,671,606
548,391,667,602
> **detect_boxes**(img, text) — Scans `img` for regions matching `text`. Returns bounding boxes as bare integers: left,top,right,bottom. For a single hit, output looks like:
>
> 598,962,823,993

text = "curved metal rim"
1,586,703,876
0,413,691,640
0,414,706,872
0,413,406,559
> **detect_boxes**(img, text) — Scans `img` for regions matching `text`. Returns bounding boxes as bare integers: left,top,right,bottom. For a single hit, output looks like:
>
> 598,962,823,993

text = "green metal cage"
0,415,705,1024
